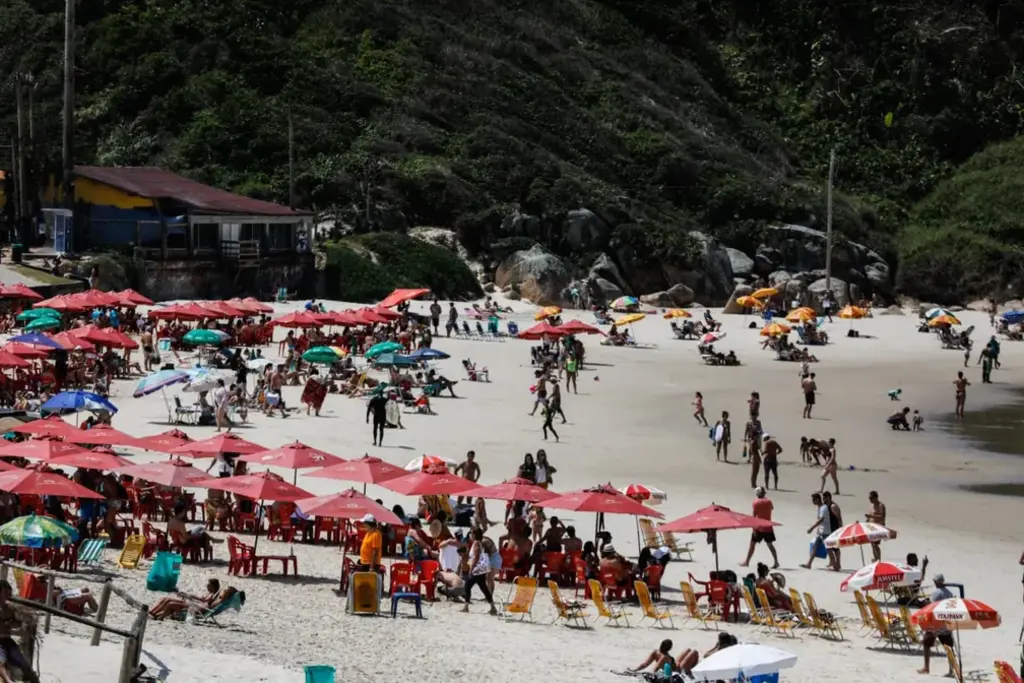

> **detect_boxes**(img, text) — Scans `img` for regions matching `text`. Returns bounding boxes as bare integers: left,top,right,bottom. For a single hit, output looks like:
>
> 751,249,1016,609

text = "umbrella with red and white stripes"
824,521,893,548
404,454,454,472
840,561,921,592
910,597,1001,631
619,484,668,506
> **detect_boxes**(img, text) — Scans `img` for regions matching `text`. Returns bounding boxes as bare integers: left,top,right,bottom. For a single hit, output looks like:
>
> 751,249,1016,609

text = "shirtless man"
822,491,843,570
744,418,762,489
140,326,155,372
801,372,818,419
762,434,782,490
865,490,886,562
954,371,970,418
454,450,481,506
529,370,549,416
819,438,839,494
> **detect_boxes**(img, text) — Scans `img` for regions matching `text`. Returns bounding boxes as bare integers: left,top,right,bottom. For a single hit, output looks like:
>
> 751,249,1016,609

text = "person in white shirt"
800,492,831,569
212,379,231,432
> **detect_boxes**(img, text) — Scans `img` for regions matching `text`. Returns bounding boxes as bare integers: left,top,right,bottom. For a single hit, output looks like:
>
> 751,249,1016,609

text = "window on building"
268,223,293,251
193,223,218,251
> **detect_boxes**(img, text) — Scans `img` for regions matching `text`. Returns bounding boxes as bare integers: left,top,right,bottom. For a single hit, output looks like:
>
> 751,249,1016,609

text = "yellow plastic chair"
787,589,816,631
588,579,630,627
994,660,1020,683
899,605,923,645
853,590,876,634
755,587,795,637
865,594,910,650
741,585,769,630
499,577,538,622
634,581,674,628
118,534,146,569
804,591,844,641
679,581,718,629
548,581,589,628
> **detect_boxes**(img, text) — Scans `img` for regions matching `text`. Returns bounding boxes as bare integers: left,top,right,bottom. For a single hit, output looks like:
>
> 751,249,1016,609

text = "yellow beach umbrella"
735,296,763,309
760,322,791,337
616,313,646,326
751,287,778,299
785,307,817,323
929,314,960,327
838,305,867,320
534,306,562,321
663,309,692,319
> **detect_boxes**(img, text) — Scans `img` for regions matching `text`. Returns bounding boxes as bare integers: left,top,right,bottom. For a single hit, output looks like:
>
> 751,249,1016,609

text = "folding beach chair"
118,535,146,569
498,577,537,622
638,518,660,549
755,587,795,637
634,581,674,629
804,591,844,641
741,585,770,631
994,660,1021,683
78,538,108,567
588,579,630,627
866,594,911,650
679,581,719,629
187,592,244,627
660,531,694,561
944,644,990,683
548,581,589,628
787,589,816,632
853,589,876,634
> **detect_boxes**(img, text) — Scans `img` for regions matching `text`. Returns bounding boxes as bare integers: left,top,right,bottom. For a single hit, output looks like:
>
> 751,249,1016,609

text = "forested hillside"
2,0,1022,301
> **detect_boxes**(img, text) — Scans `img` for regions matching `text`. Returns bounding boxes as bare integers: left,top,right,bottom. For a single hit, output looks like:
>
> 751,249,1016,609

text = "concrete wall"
139,255,314,302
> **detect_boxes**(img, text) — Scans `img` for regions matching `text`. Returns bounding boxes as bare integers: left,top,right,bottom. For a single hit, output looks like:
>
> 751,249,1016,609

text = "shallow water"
936,387,1024,496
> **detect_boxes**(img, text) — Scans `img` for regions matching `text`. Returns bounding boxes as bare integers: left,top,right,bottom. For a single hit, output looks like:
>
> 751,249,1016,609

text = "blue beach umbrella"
8,333,63,350
1000,310,1024,325
134,369,190,398
42,390,118,414
406,348,450,362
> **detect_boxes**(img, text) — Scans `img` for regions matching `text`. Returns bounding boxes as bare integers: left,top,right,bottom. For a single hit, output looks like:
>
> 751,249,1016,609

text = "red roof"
75,166,306,217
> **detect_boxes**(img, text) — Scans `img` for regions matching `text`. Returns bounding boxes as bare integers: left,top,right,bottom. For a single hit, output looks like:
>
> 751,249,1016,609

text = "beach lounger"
866,594,911,650
634,581,674,628
804,591,844,641
188,592,244,627
899,605,923,646
944,645,990,683
118,535,146,569
741,585,769,631
660,532,693,561
499,577,537,622
588,579,630,627
78,538,108,567
853,589,876,634
548,581,589,628
787,589,816,632
755,587,795,637
638,518,660,549
679,581,718,629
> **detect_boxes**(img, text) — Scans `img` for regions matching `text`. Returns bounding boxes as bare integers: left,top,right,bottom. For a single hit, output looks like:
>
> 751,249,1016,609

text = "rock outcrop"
494,245,571,306
722,283,754,314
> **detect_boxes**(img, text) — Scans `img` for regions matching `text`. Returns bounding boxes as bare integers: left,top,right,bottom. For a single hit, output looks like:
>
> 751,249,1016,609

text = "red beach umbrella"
0,469,104,498
241,297,274,313
48,451,134,471
0,283,42,301
382,470,481,497
656,503,780,570
117,459,210,488
134,429,194,454
1,342,49,358
98,327,139,350
295,489,402,525
69,425,142,447
9,416,78,439
69,325,111,345
305,455,406,486
0,351,30,369
329,311,362,326
542,484,664,518
371,306,402,321
170,433,267,458
378,288,430,308
117,289,154,306
197,471,312,502
34,294,85,311
0,439,89,460
201,301,247,318
0,461,21,472
48,332,95,352
357,308,390,325
910,597,1001,631
270,311,322,328
238,441,345,470
471,478,558,503
839,561,921,593
517,322,567,340
557,320,605,336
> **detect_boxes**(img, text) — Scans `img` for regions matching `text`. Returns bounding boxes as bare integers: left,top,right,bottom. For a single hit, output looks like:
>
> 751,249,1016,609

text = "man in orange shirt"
356,514,383,571
738,487,779,569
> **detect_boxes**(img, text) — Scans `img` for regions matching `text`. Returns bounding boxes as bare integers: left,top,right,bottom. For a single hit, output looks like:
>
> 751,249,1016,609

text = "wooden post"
91,581,112,646
119,606,148,683
43,573,55,633
132,606,148,668
0,564,8,585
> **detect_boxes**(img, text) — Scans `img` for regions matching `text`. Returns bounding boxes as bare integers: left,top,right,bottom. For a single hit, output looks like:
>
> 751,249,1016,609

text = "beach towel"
300,378,327,412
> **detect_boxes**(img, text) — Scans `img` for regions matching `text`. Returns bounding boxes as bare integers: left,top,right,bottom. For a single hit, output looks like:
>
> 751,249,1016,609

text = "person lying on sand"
148,579,230,620
627,633,738,678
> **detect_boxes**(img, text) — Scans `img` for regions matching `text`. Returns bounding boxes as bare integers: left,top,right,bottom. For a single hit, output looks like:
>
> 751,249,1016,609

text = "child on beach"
887,388,902,401
912,410,923,431
529,506,546,543
692,392,708,426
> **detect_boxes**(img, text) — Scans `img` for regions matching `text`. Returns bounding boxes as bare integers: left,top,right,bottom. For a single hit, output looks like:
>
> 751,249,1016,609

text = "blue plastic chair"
390,590,423,619
304,665,336,683
146,551,183,592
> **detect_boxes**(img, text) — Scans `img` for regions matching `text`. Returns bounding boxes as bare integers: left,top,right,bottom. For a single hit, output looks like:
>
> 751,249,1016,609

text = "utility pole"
62,0,76,211
8,138,18,224
15,76,27,242
825,147,836,291
287,107,295,209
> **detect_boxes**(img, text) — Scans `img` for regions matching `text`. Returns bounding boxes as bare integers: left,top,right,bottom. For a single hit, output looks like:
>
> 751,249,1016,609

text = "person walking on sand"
541,403,559,442
447,302,458,337
977,348,993,384
739,487,779,569
462,528,497,615
692,392,708,427
801,373,817,419
747,391,760,420
367,392,389,446
822,491,843,570
212,379,231,433
762,433,782,490
713,411,731,462
564,353,578,394
549,382,567,424
819,438,839,494
429,298,442,335
865,490,886,562
800,492,832,569
745,418,762,489
916,574,956,676
954,371,970,418
454,451,481,506
529,370,549,417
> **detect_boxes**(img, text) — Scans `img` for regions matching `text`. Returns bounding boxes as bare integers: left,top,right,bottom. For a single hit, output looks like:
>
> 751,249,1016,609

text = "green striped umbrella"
302,346,345,365
0,514,79,548
365,341,403,360
24,317,61,332
16,308,60,322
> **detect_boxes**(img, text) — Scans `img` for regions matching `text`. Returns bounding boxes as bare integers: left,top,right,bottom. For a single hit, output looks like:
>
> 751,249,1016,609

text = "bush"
323,233,482,302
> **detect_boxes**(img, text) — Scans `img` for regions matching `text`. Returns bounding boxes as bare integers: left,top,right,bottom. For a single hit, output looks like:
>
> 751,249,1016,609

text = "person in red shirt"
738,487,779,569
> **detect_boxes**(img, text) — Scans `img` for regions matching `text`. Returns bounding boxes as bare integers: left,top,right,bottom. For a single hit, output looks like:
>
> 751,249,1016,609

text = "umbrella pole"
251,500,264,563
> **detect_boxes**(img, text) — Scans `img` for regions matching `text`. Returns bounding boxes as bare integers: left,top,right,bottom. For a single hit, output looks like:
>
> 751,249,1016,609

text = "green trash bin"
11,244,23,263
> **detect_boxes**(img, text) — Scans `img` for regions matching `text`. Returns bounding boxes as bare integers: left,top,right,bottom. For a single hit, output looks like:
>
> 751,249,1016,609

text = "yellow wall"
44,175,155,209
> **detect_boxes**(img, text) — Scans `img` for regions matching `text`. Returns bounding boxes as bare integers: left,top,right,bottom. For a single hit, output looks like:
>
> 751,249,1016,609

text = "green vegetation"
6,265,71,287
1,1,1022,300
322,233,481,302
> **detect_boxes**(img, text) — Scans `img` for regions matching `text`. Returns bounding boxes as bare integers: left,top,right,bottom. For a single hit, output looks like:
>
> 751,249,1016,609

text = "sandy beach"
27,298,1024,683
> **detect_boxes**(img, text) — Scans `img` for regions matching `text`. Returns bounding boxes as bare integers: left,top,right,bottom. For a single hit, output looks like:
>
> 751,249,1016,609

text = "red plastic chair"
417,560,440,600
644,564,664,601
600,568,630,600
142,522,168,558
572,557,590,599
226,535,253,575
540,551,566,584
314,517,342,544
232,536,297,576
267,504,297,542
388,562,416,596
387,525,408,556
498,546,524,582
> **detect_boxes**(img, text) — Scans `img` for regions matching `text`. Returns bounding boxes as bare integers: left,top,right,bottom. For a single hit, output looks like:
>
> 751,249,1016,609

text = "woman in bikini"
954,371,969,418
692,392,708,427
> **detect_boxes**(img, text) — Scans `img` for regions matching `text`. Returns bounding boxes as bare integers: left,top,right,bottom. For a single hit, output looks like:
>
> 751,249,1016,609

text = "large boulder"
807,277,850,310
640,291,676,308
755,244,784,276
768,270,792,287
494,245,571,306
667,283,696,307
722,284,754,314
564,209,611,252
589,253,631,294
690,231,734,304
864,263,891,292
588,277,624,305
726,248,755,277
499,209,542,239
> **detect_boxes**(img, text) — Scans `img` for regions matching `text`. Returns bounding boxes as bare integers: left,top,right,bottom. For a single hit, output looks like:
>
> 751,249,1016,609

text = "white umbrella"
691,644,797,681
182,369,227,393
246,357,272,371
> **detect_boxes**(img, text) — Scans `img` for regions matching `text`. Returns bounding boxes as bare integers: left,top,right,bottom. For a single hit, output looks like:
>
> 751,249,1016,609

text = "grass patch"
6,265,75,286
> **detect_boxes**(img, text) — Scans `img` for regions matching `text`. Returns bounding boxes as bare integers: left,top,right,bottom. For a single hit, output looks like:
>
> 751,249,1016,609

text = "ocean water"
937,387,1024,496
